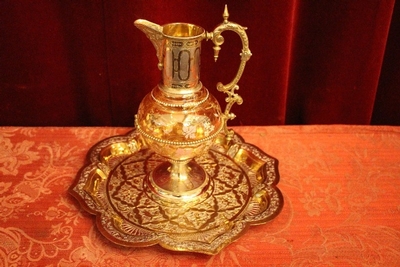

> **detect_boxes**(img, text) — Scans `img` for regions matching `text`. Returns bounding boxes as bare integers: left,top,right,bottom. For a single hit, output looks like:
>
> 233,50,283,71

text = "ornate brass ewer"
134,6,251,201
70,6,283,255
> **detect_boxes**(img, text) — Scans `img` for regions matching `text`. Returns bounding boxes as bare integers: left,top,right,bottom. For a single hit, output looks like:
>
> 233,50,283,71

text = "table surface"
1,125,400,266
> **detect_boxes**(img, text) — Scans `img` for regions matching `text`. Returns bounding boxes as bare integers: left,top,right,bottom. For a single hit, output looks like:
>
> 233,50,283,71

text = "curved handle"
207,5,252,139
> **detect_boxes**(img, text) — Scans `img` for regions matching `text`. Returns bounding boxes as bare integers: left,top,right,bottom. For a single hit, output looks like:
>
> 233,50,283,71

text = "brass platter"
69,129,283,255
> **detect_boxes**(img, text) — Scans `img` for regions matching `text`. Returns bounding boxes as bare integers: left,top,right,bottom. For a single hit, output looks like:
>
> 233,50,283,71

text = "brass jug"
134,6,251,201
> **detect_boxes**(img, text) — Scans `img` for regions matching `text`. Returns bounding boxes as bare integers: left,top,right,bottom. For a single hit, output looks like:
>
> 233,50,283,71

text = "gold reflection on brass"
71,129,283,254
70,6,282,255
134,5,252,202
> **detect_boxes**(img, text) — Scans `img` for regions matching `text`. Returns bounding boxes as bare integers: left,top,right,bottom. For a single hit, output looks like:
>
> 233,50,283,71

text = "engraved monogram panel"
164,39,201,88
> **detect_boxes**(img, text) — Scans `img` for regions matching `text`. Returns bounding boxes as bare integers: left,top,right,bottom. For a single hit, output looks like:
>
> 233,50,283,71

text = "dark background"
1,0,399,126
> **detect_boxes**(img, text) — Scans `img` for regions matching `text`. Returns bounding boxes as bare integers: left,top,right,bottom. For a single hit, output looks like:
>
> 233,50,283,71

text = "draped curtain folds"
0,0,399,126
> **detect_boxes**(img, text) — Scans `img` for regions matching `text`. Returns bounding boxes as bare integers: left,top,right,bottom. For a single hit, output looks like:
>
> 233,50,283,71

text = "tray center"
107,149,251,234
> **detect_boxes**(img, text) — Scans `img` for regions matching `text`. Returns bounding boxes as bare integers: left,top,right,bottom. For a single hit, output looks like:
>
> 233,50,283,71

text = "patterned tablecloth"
1,125,400,266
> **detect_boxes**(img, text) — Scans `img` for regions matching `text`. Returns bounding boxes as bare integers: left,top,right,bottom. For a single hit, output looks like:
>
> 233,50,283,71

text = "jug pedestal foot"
147,159,210,202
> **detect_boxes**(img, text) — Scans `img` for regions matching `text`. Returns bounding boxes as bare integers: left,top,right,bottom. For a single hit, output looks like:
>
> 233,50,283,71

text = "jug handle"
207,5,252,140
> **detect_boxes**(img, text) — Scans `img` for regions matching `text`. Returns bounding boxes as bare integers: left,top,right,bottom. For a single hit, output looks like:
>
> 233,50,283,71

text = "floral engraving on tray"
109,149,249,233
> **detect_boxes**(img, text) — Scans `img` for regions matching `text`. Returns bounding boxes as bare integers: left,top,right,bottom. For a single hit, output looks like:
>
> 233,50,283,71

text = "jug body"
134,7,251,200
136,85,223,162
135,21,223,163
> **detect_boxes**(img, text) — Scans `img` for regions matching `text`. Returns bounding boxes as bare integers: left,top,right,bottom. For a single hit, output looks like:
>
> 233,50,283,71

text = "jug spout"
135,19,206,94
134,19,164,70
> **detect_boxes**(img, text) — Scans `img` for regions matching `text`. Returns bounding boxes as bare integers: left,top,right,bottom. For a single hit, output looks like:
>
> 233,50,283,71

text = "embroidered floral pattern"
0,134,39,176
1,126,400,266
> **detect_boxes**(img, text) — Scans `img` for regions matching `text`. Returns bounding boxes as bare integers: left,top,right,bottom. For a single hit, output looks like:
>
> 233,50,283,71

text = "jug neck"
160,23,206,95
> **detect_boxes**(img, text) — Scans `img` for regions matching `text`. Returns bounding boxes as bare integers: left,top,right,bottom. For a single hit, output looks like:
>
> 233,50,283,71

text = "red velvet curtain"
1,0,399,126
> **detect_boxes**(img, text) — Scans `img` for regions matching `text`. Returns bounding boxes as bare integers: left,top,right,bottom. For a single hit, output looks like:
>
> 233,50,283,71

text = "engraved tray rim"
69,129,283,255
